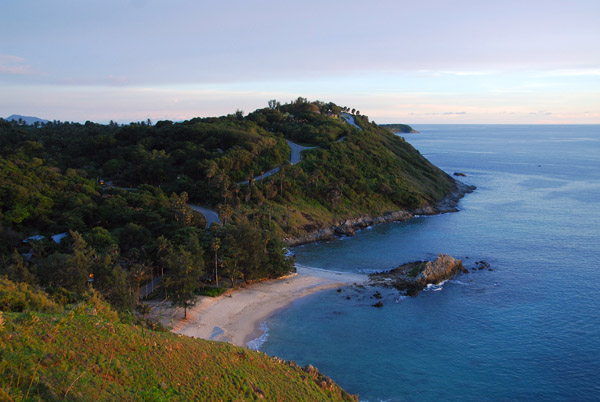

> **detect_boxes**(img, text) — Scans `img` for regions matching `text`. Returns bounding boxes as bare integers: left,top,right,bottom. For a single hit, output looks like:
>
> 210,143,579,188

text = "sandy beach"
150,266,366,348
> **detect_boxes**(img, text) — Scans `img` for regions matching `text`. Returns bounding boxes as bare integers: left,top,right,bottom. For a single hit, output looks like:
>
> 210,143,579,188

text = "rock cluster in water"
369,254,468,296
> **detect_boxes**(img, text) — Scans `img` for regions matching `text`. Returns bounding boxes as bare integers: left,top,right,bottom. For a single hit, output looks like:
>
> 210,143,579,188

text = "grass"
0,278,357,401
197,286,228,297
407,263,426,278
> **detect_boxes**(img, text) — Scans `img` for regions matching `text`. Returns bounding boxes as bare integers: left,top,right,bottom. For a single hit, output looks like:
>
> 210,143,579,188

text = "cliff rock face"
369,254,467,296
286,181,475,246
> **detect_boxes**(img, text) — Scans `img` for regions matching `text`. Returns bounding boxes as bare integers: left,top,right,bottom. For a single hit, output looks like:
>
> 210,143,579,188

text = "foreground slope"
0,278,356,401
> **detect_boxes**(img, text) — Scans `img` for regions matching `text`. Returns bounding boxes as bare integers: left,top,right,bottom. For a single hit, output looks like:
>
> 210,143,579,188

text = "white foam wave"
356,268,389,274
246,321,269,351
395,295,408,303
424,279,448,292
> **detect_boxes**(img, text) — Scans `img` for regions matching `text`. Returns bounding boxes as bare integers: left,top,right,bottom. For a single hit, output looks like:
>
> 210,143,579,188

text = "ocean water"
259,125,600,401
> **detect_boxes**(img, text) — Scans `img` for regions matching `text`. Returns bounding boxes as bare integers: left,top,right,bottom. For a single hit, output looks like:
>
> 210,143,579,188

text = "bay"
261,125,600,401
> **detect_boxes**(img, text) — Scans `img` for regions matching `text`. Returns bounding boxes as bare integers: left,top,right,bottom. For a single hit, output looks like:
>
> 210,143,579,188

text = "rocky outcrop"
285,181,476,246
369,254,467,296
287,211,413,245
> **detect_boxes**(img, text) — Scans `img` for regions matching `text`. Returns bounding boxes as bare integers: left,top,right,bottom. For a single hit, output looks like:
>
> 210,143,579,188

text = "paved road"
238,139,316,185
287,139,317,164
341,113,362,131
188,204,221,228
192,131,345,224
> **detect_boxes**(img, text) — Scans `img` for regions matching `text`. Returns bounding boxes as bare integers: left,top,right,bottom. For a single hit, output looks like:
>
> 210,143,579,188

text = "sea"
257,125,600,401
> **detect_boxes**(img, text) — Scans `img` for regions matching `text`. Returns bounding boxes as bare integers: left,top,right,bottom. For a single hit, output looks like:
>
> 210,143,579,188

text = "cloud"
417,70,496,77
55,74,131,86
542,69,600,77
410,111,467,116
0,54,37,75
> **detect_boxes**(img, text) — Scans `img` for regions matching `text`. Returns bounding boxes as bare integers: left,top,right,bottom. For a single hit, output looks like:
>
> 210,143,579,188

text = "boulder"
368,254,465,296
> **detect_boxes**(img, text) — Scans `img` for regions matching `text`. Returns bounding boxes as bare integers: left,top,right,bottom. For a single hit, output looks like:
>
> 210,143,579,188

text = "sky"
1,0,599,124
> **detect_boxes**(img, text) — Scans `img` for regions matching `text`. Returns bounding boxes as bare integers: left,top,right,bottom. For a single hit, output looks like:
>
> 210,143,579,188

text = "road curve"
286,139,317,165
341,113,362,131
188,204,221,228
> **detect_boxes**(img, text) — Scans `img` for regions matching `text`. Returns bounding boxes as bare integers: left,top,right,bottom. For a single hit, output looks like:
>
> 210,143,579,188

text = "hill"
0,97,459,317
0,99,461,400
5,114,49,125
0,277,357,401
379,123,418,134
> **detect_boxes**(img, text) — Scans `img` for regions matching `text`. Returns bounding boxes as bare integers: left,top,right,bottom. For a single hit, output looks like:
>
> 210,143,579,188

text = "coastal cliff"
286,180,475,246
369,254,467,296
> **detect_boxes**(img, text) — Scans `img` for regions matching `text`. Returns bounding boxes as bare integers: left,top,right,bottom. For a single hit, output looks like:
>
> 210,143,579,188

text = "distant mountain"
5,114,49,125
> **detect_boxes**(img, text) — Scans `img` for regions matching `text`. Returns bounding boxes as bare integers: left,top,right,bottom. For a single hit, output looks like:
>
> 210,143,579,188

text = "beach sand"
150,266,366,348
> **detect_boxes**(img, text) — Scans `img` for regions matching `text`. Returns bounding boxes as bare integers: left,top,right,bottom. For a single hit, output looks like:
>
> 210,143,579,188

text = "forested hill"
0,98,453,236
379,123,418,134
0,98,455,400
0,98,455,314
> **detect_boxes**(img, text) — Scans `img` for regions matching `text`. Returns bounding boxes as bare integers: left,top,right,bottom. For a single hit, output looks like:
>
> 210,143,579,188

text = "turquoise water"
260,125,600,401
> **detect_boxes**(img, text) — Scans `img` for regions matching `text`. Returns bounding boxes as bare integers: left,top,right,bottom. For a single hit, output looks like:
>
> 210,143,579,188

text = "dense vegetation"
379,123,417,134
0,278,356,401
0,98,455,400
0,98,454,315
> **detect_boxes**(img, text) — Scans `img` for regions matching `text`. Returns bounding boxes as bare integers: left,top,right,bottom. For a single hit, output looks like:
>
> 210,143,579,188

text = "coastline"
286,179,475,246
150,180,473,348
151,266,366,349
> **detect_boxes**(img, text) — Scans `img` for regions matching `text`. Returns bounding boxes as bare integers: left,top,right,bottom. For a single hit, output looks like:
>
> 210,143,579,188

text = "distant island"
380,123,419,134
0,98,465,400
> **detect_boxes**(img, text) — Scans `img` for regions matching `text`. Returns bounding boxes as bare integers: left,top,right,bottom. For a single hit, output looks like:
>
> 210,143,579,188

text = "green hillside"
379,123,417,134
0,98,457,400
0,278,356,401
0,97,457,316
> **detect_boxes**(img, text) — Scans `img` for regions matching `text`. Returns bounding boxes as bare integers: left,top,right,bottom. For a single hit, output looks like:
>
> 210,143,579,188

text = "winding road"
287,139,317,164
237,139,317,185
340,112,362,131
188,204,221,228
192,114,360,225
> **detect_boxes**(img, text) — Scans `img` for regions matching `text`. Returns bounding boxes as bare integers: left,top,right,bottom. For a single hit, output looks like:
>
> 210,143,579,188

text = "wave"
395,295,408,303
356,268,392,274
246,321,269,351
424,279,449,292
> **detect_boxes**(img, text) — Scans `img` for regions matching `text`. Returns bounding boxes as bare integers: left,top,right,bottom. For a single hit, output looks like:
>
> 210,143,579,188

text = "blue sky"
1,0,599,123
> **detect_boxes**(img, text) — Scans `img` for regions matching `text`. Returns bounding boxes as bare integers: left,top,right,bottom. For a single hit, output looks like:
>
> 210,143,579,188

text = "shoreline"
151,180,473,348
151,266,366,349
285,179,475,246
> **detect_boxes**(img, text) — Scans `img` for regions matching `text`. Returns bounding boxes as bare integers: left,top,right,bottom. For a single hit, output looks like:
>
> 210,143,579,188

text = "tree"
92,247,132,311
205,161,217,186
212,238,220,287
162,246,203,319
268,99,281,110
0,250,36,285
63,231,95,294
171,192,191,226
129,263,149,306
